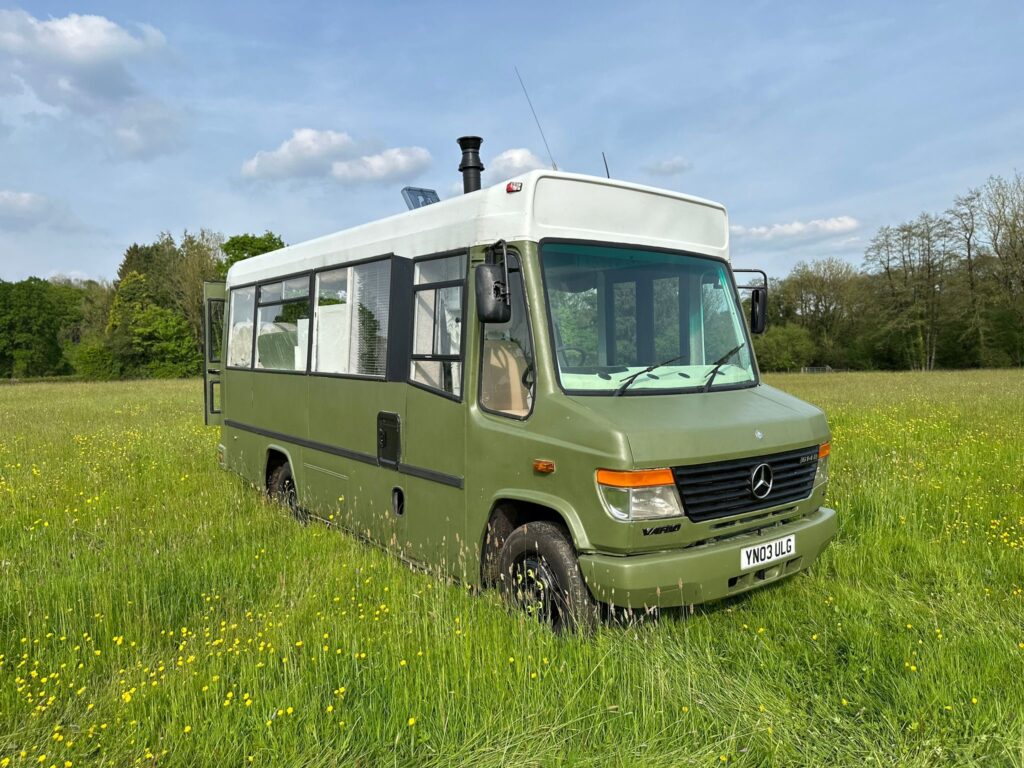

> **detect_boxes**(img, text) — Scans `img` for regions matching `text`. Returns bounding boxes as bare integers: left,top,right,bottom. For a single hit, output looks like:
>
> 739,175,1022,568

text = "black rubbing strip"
224,419,377,466
396,462,464,489
224,419,464,488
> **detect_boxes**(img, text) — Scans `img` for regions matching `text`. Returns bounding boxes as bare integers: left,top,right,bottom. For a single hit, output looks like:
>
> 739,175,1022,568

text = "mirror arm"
488,239,511,303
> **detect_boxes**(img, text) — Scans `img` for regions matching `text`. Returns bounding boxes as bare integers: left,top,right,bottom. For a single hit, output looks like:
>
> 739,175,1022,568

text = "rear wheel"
268,462,307,523
497,521,598,633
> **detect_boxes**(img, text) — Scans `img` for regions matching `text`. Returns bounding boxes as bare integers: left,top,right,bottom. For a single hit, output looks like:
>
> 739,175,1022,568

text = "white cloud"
0,11,163,62
487,148,547,180
241,128,355,179
0,190,81,231
644,155,693,176
330,147,431,184
730,215,859,241
0,10,165,113
0,10,181,160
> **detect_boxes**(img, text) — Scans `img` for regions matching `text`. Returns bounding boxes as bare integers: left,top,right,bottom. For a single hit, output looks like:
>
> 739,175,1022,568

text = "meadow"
0,371,1022,767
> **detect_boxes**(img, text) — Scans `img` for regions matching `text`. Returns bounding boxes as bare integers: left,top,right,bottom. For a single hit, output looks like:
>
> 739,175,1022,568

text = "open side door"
202,281,227,426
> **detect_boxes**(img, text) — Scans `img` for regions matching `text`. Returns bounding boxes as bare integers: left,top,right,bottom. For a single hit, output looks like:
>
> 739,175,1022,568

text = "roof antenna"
601,151,610,178
515,65,557,171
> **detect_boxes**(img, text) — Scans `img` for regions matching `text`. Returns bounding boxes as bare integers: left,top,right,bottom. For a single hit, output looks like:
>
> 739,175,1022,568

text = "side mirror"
750,287,767,334
475,262,511,323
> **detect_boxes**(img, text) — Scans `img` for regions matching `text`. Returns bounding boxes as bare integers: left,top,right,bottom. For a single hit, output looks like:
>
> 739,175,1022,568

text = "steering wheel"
556,345,588,367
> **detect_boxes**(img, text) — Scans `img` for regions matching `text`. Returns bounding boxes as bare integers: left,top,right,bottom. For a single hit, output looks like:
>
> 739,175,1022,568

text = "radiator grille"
673,446,818,522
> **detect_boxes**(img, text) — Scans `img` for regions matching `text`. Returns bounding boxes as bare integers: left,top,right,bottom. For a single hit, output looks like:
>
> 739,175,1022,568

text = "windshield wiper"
702,343,745,392
614,354,686,396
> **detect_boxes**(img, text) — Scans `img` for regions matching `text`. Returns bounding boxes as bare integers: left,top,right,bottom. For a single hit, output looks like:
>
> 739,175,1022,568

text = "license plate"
740,534,796,571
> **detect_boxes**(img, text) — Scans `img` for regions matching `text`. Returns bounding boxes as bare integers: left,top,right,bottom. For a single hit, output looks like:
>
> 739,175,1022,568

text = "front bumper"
578,506,837,608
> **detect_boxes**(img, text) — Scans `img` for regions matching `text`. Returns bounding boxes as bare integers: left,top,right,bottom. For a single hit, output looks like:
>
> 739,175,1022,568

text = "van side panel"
304,377,404,546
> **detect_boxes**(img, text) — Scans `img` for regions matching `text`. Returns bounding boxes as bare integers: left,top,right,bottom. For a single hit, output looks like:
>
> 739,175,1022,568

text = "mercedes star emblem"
750,463,774,499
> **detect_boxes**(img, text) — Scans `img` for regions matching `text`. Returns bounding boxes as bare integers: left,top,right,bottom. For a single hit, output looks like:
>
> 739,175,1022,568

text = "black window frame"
310,256,394,381
206,298,225,364
250,273,313,375
407,249,468,402
224,253,396,380
224,285,257,372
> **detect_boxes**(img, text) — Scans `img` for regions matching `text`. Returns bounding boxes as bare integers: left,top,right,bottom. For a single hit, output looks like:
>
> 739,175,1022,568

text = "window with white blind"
312,259,391,377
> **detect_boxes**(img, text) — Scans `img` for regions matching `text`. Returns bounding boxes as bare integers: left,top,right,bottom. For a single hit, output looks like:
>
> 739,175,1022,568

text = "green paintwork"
210,240,837,609
578,507,837,608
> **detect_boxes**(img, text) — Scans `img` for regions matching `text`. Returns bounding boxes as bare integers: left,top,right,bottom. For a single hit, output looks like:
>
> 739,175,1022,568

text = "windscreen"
541,242,756,395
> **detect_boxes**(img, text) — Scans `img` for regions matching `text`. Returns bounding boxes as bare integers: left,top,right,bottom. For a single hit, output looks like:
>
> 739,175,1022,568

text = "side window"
410,253,466,396
700,273,734,363
227,286,255,368
312,259,391,377
207,299,225,363
480,252,535,418
255,277,311,371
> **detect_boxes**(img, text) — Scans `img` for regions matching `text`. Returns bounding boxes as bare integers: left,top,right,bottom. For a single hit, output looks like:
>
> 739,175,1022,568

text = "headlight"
815,441,830,485
596,469,684,521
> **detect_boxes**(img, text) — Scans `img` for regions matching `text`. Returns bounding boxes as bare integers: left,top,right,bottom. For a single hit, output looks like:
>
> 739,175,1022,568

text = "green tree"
752,323,817,372
219,231,285,278
167,229,224,357
0,278,70,378
131,305,202,377
104,271,200,378
117,236,178,308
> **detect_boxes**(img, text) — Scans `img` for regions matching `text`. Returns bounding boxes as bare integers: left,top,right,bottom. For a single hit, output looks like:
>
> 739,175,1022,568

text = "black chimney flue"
457,136,484,194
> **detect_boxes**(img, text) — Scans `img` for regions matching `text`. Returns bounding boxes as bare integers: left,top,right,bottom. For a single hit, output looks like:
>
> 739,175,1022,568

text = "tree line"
2,171,1022,380
0,231,283,379
752,172,1024,371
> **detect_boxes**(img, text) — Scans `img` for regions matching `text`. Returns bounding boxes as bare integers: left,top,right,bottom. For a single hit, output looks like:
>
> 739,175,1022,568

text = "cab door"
202,281,226,426
398,252,469,576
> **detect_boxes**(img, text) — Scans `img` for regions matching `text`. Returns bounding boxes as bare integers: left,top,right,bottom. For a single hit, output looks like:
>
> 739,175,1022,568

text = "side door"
399,252,469,577
202,281,227,426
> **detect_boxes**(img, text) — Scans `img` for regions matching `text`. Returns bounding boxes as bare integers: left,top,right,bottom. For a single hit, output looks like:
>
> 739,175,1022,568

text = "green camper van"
202,137,836,631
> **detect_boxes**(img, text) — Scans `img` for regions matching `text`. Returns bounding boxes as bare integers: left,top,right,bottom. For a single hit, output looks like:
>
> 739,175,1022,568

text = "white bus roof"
227,170,730,286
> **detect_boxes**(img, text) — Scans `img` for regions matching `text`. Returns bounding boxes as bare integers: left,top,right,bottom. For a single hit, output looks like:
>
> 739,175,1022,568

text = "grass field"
1,371,1023,767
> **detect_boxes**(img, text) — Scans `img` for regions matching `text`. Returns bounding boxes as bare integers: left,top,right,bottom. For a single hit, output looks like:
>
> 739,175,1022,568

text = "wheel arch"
264,444,297,491
478,490,592,584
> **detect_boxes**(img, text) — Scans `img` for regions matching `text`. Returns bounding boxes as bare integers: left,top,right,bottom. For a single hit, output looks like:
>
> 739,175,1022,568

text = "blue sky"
1,1,1022,281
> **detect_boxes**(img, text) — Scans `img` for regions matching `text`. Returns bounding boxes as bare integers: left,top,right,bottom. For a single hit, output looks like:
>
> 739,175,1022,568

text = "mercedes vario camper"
202,137,836,631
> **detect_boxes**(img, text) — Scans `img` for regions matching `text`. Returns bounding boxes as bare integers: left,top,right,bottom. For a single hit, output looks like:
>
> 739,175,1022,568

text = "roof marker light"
506,181,523,193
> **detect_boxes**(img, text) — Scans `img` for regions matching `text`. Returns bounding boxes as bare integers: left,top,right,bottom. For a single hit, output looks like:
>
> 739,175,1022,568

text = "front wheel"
497,521,598,633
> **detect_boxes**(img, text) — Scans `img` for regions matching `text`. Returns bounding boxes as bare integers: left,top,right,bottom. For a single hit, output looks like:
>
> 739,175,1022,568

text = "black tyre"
481,508,516,587
268,462,307,523
497,520,598,633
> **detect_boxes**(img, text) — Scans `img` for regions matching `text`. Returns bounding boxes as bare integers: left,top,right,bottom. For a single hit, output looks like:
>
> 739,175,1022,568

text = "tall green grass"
1,371,1022,767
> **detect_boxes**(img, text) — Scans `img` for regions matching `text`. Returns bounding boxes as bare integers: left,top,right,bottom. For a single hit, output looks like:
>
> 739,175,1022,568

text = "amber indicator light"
596,468,674,488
